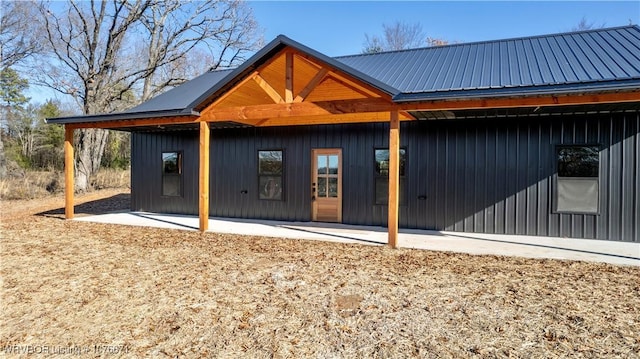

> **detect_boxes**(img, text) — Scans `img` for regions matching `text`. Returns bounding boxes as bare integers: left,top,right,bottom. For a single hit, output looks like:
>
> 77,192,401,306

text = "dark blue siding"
131,111,640,242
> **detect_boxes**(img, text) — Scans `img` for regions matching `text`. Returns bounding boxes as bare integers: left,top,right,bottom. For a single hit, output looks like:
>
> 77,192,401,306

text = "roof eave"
392,79,640,103
45,109,200,125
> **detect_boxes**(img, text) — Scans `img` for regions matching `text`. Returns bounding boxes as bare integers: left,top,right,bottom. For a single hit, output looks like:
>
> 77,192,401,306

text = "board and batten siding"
130,111,639,242
131,131,199,214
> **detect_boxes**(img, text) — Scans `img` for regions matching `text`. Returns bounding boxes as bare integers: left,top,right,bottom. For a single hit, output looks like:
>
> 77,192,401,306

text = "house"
47,26,640,244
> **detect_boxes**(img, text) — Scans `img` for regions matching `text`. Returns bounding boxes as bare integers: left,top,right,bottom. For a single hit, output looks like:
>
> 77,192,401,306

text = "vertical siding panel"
445,127,456,231
526,124,539,235
298,127,308,221
505,125,517,234
404,123,415,228
434,125,445,230
495,125,506,234
537,120,550,236
130,133,138,210
609,115,622,240
597,118,608,240
484,126,496,233
464,125,475,232
516,124,528,235
427,124,438,229
474,126,486,232
621,114,636,241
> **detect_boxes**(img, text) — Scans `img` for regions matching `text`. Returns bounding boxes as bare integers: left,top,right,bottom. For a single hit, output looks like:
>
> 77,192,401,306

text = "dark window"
374,148,406,205
162,151,182,196
556,146,599,213
558,146,599,177
258,150,283,200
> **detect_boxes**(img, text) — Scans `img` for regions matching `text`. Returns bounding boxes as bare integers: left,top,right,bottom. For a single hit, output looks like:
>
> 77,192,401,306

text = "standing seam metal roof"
335,26,640,96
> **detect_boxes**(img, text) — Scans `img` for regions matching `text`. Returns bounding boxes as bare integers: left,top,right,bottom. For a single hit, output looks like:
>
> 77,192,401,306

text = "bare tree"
0,1,43,178
0,1,42,69
137,0,261,101
363,21,448,53
34,0,261,191
572,17,606,31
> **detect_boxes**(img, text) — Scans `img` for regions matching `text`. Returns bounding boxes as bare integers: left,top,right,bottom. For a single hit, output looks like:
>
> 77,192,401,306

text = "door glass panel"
317,177,327,197
317,155,327,175
328,155,338,174
328,178,338,197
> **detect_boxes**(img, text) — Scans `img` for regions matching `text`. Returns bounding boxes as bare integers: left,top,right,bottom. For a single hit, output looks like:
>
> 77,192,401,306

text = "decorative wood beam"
64,115,200,130
294,68,329,103
388,111,400,249
255,111,413,127
398,91,640,112
285,52,294,103
201,98,397,121
199,121,210,232
400,110,417,120
252,74,284,104
64,126,74,219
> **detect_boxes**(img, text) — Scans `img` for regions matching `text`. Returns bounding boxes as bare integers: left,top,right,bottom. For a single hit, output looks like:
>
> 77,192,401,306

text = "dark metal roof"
47,25,640,125
337,25,640,101
126,69,234,113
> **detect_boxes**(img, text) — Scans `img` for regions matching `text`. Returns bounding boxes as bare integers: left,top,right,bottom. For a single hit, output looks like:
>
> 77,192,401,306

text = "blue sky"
249,1,639,56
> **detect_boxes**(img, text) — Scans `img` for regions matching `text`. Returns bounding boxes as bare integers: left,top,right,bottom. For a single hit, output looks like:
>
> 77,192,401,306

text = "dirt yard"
1,190,639,358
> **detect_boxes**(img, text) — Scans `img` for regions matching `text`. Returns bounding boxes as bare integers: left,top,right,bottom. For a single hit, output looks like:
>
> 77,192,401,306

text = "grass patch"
0,169,129,200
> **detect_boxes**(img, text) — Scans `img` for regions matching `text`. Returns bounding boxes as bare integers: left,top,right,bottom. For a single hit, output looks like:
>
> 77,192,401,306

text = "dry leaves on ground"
1,190,639,358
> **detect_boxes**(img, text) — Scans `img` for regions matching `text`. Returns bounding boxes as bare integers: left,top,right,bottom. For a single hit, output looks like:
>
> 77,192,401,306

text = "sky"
27,1,640,104
248,1,639,56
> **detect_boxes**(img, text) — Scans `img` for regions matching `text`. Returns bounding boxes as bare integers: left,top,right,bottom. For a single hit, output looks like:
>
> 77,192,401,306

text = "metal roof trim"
45,109,200,125
392,79,640,102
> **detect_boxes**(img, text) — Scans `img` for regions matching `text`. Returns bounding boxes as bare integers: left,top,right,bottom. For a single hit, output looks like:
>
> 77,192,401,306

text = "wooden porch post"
388,111,400,248
64,125,74,219
199,121,210,232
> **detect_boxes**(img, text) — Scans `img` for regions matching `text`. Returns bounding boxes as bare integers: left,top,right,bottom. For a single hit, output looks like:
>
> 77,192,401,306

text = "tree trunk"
0,135,6,179
75,128,109,192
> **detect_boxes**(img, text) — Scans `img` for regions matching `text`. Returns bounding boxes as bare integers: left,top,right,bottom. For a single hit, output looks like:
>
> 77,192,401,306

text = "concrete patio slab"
75,212,640,266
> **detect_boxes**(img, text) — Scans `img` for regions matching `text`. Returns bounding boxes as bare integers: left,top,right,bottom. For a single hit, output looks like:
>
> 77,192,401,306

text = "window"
258,150,283,200
374,148,406,205
162,151,182,197
556,146,599,214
